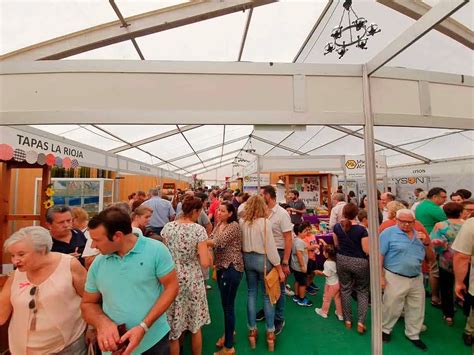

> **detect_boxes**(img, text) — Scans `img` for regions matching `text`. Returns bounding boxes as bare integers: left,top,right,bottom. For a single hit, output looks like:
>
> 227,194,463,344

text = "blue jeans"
217,265,243,348
275,249,286,322
243,252,276,332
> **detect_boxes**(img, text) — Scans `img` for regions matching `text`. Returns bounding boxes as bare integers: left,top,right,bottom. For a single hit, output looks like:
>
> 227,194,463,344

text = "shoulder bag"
263,219,281,305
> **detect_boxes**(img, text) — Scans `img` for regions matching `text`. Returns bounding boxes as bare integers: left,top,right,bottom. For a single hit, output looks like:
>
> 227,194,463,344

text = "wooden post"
40,166,51,227
0,162,12,266
327,173,332,211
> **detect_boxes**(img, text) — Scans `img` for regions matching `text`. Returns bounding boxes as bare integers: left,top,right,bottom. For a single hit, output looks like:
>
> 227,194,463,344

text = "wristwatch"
139,321,149,333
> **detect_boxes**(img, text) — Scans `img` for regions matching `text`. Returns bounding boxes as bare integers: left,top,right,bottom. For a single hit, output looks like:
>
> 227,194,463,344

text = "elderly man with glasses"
379,209,435,351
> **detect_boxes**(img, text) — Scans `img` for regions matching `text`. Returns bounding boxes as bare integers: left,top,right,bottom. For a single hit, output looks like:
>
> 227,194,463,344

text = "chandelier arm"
338,7,345,28
350,7,359,19
348,10,353,43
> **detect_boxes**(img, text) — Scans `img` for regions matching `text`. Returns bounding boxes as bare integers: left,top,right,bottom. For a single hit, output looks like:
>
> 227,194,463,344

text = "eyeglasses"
29,286,38,331
397,219,415,225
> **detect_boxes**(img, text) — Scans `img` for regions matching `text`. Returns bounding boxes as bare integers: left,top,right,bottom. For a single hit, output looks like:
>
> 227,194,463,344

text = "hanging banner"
243,174,269,193
344,155,387,179
0,126,105,167
300,191,320,209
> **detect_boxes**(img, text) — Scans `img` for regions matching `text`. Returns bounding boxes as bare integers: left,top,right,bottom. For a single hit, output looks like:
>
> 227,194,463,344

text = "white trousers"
382,270,425,340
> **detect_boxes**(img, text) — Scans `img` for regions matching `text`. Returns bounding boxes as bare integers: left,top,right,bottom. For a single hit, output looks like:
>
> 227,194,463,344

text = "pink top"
9,254,86,354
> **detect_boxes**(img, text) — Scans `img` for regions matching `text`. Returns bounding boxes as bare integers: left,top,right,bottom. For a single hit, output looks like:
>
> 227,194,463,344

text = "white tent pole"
257,155,261,190
362,64,383,355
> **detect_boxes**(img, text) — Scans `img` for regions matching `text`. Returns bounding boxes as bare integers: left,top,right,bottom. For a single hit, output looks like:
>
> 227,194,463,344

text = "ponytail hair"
341,203,359,233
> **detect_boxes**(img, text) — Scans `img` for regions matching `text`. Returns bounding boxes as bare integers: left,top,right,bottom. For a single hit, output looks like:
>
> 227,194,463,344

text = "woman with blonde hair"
0,226,92,354
239,195,284,352
379,201,428,234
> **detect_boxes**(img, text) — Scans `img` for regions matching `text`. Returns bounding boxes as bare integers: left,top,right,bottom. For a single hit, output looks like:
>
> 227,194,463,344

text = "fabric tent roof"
1,0,473,181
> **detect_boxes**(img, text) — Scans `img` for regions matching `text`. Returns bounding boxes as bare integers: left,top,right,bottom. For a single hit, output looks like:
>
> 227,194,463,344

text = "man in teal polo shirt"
415,187,447,308
81,207,179,355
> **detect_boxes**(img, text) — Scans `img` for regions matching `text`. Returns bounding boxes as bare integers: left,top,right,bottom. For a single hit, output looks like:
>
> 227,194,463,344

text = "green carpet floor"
183,275,472,355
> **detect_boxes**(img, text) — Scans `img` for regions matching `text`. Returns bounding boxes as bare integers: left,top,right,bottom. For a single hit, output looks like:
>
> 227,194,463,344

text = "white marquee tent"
1,1,473,353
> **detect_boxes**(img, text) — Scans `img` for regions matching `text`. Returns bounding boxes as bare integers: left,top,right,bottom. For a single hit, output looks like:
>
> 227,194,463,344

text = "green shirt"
415,199,447,234
85,236,175,354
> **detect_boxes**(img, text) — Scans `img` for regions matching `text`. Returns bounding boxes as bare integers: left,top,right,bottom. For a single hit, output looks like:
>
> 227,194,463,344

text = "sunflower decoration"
43,199,55,209
43,183,55,209
45,183,55,197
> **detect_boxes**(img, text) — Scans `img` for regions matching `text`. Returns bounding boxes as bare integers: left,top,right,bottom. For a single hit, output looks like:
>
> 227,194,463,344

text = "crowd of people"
0,184,473,354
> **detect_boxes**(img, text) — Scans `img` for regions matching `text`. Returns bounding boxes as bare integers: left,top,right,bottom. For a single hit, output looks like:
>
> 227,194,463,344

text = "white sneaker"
315,308,328,318
285,284,295,297
335,311,344,321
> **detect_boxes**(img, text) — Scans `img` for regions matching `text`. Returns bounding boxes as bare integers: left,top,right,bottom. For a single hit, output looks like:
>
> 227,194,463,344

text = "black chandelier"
324,0,381,59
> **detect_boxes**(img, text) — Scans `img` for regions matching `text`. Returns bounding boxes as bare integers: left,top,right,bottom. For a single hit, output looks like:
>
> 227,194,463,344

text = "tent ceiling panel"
65,41,140,60
425,0,474,31
251,130,293,143
241,0,326,62
401,131,474,161
245,139,275,155
117,147,163,165
265,147,292,157
31,124,124,151
182,125,223,151
302,0,414,65
171,155,202,169
135,11,246,61
139,134,193,161
374,127,455,146
189,151,240,172
386,28,474,75
222,140,247,156
384,154,423,167
279,125,325,151
0,0,117,55
297,127,347,153
96,125,177,144
224,125,253,141
116,0,189,18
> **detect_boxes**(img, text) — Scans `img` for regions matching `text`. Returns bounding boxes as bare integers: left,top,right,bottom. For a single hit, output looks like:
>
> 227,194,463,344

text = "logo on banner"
345,159,358,169
394,177,428,185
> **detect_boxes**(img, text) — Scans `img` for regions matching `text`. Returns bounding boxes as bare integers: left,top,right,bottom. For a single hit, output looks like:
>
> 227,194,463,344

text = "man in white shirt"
257,185,293,335
329,193,347,231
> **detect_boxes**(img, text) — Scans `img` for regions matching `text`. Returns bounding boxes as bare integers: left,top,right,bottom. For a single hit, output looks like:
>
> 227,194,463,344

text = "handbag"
263,219,281,305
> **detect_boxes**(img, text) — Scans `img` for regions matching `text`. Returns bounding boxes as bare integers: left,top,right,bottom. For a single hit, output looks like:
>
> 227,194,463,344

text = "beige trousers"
382,270,425,340
466,306,474,335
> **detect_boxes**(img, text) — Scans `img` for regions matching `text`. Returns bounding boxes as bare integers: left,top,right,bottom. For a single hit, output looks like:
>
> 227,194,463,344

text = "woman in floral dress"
430,202,464,326
161,196,211,355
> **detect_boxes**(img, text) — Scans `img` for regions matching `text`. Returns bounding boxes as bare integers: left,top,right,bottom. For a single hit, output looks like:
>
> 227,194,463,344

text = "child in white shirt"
314,244,343,320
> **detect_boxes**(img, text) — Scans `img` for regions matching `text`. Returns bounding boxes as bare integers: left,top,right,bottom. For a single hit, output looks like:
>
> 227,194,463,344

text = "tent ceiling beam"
0,0,275,61
155,135,249,166
328,125,431,163
109,124,202,154
238,7,254,61
219,125,227,165
367,0,469,75
293,0,336,63
108,0,146,60
1,62,472,129
377,0,474,49
172,148,242,172
250,134,308,156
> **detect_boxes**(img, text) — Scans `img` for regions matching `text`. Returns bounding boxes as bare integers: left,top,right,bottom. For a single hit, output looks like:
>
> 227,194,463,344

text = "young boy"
301,222,321,295
291,223,312,307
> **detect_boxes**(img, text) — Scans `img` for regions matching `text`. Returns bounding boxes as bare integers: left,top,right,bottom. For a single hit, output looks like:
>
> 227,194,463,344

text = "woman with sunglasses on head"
0,226,92,354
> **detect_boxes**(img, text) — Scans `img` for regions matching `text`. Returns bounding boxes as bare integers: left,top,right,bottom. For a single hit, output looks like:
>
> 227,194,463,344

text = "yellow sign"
345,159,357,169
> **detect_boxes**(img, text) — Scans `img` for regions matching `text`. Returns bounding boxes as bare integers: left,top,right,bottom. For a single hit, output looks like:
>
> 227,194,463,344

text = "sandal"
443,316,454,326
216,331,236,348
357,323,366,334
345,321,352,329
431,300,442,308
